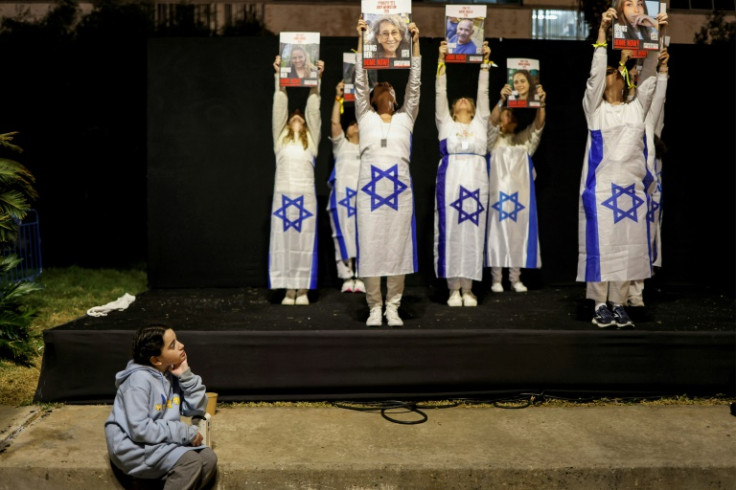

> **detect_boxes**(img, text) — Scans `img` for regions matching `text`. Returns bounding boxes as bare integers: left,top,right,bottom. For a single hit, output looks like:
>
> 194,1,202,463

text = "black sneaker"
592,305,615,328
612,305,635,329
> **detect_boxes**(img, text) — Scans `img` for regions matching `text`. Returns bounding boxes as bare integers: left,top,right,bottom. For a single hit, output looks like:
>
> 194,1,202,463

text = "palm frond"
0,132,23,154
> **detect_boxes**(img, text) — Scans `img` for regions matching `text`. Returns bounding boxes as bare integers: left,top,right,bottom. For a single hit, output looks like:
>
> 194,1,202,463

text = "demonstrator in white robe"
327,80,364,293
355,18,422,327
629,48,669,306
486,81,546,294
434,40,491,307
269,56,323,305
577,8,666,328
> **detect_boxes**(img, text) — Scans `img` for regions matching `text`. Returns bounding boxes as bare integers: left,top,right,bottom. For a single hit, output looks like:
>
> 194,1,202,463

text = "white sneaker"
511,281,528,293
462,290,478,307
491,282,504,293
447,289,462,307
340,279,354,293
281,289,296,305
295,290,310,305
353,279,366,293
366,306,382,327
385,306,403,327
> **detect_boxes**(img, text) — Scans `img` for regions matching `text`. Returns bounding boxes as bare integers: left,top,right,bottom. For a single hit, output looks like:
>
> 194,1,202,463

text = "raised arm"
354,18,372,121
332,80,345,139
272,55,288,146
583,8,616,117
533,84,546,130
476,42,491,121
490,84,511,127
401,22,422,122
435,41,450,129
305,60,324,146
651,48,669,135
635,13,668,116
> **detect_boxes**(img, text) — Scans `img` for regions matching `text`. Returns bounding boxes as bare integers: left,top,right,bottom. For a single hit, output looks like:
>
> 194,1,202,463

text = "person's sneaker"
592,304,616,328
281,289,296,305
447,289,462,307
385,305,403,327
462,290,478,307
340,279,354,293
353,279,366,293
511,281,528,293
628,295,645,307
366,306,382,327
295,291,310,305
491,282,504,293
612,305,635,329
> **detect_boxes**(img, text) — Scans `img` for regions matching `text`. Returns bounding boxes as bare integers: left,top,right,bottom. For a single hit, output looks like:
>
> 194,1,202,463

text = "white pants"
491,267,521,284
364,276,404,309
629,280,644,299
586,281,629,305
447,277,472,291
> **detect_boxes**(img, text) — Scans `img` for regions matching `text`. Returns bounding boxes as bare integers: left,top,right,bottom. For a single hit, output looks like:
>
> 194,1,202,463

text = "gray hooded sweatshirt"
104,360,208,478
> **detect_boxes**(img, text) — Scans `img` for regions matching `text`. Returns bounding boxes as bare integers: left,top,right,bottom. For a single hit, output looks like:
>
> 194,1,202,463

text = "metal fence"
1,209,42,282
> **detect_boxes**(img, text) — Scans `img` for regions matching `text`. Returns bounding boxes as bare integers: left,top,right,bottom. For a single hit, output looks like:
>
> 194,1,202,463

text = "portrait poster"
343,52,378,102
506,58,541,109
445,5,486,63
279,32,320,87
612,1,663,58
361,0,412,69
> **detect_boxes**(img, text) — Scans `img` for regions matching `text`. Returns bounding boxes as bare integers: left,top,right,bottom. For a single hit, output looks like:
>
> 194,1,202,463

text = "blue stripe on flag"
436,144,449,277
525,155,539,268
583,131,603,281
309,189,319,289
411,178,418,272
328,188,349,260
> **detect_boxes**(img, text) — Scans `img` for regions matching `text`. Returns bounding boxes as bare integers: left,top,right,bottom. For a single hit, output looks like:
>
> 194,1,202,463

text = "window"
532,9,588,40
670,0,735,9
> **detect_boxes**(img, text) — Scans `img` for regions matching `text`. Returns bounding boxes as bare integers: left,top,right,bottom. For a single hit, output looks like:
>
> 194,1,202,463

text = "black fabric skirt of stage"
35,284,735,403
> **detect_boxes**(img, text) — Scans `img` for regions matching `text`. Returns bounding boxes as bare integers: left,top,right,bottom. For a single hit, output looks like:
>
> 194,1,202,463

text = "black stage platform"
35,285,735,403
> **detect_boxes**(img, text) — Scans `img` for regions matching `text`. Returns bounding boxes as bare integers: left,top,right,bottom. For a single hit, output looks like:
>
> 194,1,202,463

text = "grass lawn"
0,266,148,405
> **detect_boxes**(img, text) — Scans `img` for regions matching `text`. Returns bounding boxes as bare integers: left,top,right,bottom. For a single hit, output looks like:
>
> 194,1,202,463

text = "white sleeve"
435,73,450,131
272,74,288,151
305,79,321,152
583,47,607,122
400,56,422,123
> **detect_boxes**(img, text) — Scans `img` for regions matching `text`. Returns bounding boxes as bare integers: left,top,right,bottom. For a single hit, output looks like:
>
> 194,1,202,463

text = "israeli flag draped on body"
268,73,319,290
434,68,490,281
486,124,543,270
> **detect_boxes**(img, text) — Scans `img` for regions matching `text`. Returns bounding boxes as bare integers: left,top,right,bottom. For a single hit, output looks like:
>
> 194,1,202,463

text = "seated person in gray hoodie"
105,325,217,489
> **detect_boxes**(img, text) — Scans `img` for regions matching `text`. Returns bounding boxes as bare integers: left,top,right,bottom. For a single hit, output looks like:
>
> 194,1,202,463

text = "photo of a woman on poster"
369,15,411,59
614,0,658,47
510,70,537,103
286,45,318,79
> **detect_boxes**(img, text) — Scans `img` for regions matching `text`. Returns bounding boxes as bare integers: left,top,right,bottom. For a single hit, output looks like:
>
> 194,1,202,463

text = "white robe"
434,69,490,281
268,74,320,289
327,133,361,272
354,54,421,277
486,121,543,270
577,47,658,282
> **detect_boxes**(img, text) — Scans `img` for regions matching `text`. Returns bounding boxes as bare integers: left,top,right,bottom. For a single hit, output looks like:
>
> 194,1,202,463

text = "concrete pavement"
1,404,735,489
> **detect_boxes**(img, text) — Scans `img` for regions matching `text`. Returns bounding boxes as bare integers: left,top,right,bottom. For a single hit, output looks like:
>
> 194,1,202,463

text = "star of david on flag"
361,164,407,211
449,186,485,226
601,183,644,223
339,187,357,218
647,199,660,223
491,191,525,222
273,194,313,232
